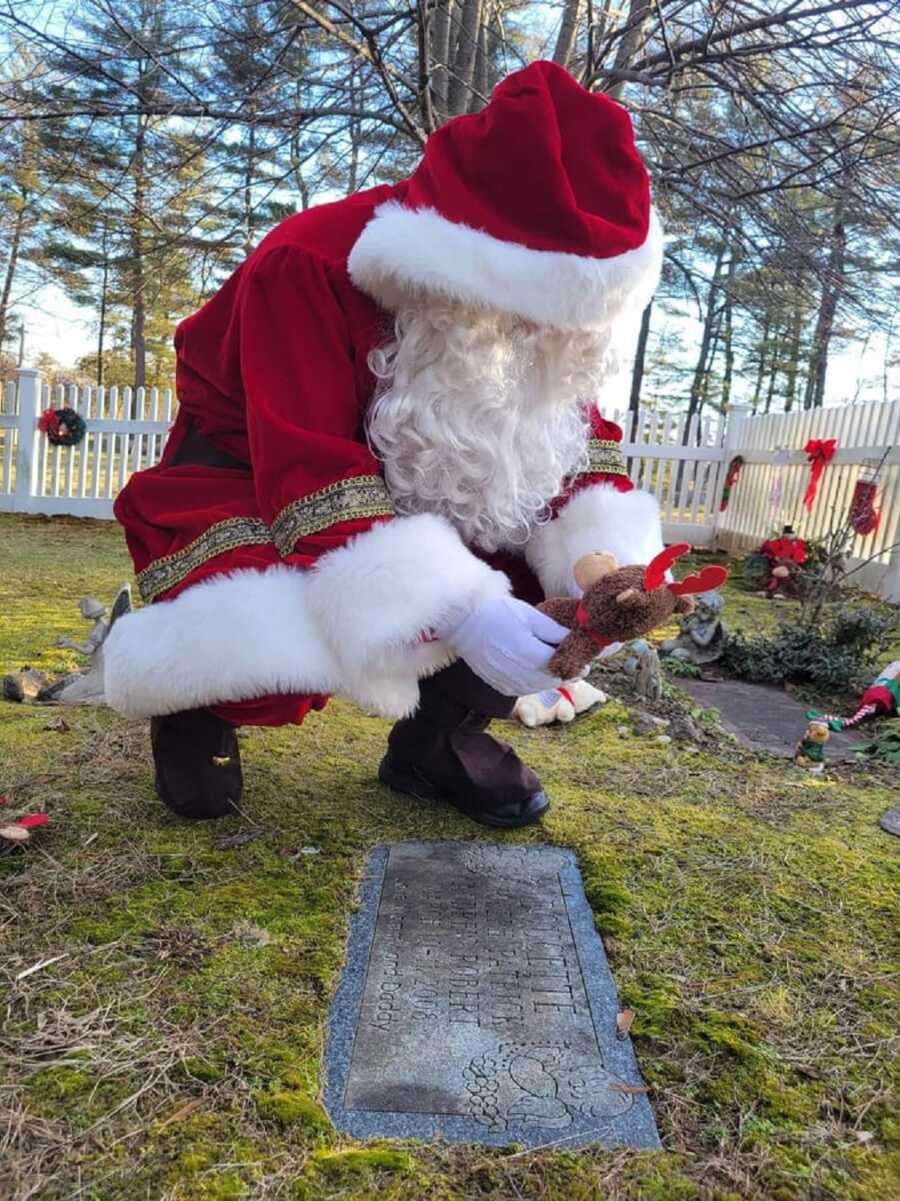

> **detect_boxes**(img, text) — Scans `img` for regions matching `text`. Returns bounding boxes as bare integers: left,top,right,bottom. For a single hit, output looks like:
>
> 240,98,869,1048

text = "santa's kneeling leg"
379,660,549,829
149,655,549,828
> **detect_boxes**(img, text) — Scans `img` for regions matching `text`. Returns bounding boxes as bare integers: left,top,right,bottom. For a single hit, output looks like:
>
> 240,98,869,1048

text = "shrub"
856,727,900,765
720,604,894,697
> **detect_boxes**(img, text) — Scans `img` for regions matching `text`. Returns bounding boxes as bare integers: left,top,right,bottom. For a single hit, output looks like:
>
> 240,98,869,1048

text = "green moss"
177,1056,227,1084
691,1009,768,1064
23,1066,94,1102
254,1089,330,1134
581,868,633,936
172,1171,247,1200
311,1148,415,1177
619,982,682,1039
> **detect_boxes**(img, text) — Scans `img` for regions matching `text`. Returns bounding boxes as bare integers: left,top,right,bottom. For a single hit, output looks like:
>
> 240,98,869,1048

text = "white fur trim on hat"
99,514,510,720
348,202,663,330
525,485,664,598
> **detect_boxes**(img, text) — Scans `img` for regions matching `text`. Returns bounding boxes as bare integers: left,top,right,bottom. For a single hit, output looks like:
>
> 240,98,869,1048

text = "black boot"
151,709,242,820
379,662,549,829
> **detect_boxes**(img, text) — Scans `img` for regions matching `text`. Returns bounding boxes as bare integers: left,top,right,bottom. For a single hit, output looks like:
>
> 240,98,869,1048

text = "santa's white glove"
437,596,568,698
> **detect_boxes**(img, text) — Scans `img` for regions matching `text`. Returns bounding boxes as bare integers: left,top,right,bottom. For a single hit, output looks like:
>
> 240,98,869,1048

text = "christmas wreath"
38,407,87,447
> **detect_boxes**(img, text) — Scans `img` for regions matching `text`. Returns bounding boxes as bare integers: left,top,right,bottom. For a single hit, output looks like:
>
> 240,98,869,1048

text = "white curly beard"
366,302,616,553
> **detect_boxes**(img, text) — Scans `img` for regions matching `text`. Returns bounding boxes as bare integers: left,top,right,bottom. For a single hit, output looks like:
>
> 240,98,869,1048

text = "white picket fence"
716,401,900,601
0,368,174,518
1,368,899,601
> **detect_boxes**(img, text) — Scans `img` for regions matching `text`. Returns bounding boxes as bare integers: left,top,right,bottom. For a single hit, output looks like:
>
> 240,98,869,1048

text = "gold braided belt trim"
270,474,394,556
137,517,271,603
586,438,629,479
136,476,396,603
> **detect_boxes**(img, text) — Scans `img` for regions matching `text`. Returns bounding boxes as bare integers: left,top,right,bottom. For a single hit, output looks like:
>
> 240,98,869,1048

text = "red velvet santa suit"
103,61,665,725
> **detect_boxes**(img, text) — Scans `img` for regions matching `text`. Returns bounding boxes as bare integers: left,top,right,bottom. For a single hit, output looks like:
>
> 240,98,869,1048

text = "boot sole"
378,758,549,829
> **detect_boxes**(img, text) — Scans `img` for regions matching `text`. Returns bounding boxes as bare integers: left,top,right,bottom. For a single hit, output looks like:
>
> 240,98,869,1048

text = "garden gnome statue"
661,590,725,666
51,586,132,703
56,597,112,657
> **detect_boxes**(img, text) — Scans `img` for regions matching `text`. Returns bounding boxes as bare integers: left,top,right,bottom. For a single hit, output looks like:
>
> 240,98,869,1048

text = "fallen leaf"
610,1082,649,1095
44,717,70,732
17,814,50,829
855,1131,875,1144
616,1009,636,1040
0,795,7,806
0,824,30,844
155,1098,204,1130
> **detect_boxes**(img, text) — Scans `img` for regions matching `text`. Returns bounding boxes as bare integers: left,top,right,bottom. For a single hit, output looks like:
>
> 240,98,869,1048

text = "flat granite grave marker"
324,842,660,1149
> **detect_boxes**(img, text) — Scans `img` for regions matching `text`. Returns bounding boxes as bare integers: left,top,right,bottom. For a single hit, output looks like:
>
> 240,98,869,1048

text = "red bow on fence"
803,438,837,510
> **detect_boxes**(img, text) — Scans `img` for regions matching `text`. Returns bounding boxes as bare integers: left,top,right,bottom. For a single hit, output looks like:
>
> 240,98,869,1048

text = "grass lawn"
1,512,897,1201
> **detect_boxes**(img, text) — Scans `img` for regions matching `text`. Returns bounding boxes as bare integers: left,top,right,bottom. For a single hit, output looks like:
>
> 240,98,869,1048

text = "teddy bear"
538,543,728,681
794,719,830,774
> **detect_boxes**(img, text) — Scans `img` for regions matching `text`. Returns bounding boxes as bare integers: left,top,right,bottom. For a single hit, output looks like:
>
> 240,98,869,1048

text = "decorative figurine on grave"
811,660,900,732
513,679,608,727
56,597,112,657
622,638,651,675
660,590,725,666
48,585,132,703
794,719,830,774
636,645,663,703
752,525,809,599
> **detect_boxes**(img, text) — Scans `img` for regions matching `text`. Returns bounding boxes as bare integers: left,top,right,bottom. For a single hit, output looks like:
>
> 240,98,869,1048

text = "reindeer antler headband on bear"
540,544,728,680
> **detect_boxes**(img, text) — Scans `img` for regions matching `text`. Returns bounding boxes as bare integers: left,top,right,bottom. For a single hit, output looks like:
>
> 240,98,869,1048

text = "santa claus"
93,61,665,828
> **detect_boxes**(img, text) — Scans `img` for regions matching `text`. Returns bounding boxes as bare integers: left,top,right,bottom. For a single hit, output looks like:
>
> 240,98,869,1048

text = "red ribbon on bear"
802,438,837,510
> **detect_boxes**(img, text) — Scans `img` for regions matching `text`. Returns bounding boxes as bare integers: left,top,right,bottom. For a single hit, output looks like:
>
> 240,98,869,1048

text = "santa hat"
349,60,663,331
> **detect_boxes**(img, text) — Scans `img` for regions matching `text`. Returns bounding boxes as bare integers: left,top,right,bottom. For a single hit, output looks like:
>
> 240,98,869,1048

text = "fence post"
13,367,41,512
711,403,750,546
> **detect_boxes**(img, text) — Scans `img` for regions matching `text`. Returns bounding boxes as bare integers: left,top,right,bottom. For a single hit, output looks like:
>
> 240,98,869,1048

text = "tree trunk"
783,295,803,413
606,0,652,100
243,117,257,257
97,236,109,388
685,243,726,427
131,112,147,396
553,0,582,68
348,63,361,193
751,314,770,413
471,18,488,110
803,211,846,410
700,313,722,418
447,0,482,117
431,0,453,121
764,334,781,413
485,11,504,91
720,256,735,411
628,300,652,437
0,203,26,353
